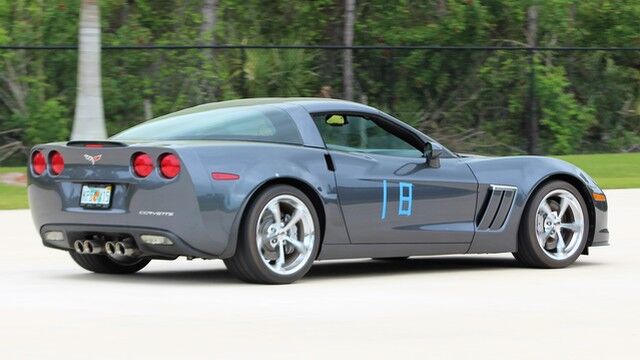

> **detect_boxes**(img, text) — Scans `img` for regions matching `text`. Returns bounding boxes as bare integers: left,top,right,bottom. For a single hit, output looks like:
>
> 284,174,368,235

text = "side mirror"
424,142,443,168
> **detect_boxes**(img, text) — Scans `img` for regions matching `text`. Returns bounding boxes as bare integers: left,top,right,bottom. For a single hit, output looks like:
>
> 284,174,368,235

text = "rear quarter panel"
180,142,350,257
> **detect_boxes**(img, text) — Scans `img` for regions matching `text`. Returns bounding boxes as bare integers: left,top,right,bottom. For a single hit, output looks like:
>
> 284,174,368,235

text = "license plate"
80,184,113,209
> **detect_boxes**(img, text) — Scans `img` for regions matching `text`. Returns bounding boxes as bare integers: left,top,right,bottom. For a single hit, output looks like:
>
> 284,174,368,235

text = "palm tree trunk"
200,0,220,100
71,0,106,140
200,0,219,45
343,0,355,101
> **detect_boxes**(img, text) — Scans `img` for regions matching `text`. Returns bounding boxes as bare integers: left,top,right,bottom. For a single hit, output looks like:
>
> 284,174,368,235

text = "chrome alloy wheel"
256,194,315,276
535,189,585,260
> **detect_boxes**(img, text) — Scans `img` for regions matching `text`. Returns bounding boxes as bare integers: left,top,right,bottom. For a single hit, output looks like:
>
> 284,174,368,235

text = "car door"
313,113,478,245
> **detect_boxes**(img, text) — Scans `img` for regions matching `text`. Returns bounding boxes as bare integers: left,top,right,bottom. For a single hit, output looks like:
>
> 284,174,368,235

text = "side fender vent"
324,153,335,172
477,185,518,231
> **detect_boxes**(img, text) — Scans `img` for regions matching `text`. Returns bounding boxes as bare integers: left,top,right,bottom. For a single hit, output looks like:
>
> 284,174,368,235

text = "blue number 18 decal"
381,180,413,219
398,182,413,216
381,180,388,219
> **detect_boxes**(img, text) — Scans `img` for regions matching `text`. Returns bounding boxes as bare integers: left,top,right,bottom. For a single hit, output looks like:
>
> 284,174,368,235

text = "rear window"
112,105,302,144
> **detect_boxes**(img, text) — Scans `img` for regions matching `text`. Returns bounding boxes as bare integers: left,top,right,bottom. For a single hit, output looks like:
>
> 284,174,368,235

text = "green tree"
0,0,638,163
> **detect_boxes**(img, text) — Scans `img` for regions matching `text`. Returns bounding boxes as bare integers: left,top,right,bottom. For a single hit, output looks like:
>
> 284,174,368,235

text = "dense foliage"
0,0,638,163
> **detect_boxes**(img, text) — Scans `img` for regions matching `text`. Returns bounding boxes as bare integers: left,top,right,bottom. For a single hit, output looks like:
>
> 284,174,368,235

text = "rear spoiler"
66,141,128,148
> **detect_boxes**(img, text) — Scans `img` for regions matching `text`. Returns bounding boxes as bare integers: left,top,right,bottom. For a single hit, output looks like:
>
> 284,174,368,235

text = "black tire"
513,180,590,268
224,185,321,284
69,252,151,274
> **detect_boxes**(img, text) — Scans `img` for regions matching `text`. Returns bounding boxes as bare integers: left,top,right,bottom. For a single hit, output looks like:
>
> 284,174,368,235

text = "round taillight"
50,151,64,176
132,153,154,177
32,151,46,175
159,153,181,179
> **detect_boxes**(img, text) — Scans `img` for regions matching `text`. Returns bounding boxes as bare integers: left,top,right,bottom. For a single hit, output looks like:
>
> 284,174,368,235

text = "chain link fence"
0,45,639,163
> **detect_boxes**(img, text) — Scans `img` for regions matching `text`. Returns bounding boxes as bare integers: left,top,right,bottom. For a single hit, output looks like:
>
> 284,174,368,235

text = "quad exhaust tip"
105,241,116,256
114,241,139,257
74,240,104,255
83,240,102,255
73,240,85,254
75,240,138,257
105,240,139,258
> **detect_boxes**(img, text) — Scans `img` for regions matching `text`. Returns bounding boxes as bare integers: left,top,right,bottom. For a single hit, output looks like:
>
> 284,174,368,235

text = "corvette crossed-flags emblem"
83,154,103,165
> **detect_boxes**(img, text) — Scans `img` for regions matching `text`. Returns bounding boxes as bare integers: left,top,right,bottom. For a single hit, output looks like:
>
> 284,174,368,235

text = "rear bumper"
28,162,237,257
40,224,217,259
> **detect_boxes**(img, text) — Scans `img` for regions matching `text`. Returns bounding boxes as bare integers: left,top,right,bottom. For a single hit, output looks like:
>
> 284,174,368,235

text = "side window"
113,105,302,144
312,114,422,157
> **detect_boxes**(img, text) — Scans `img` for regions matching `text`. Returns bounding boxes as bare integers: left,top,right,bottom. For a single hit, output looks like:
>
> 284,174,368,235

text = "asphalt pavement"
0,189,638,359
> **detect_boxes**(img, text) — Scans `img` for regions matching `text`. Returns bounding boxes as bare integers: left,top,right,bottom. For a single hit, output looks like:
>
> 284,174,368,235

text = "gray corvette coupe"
28,98,609,284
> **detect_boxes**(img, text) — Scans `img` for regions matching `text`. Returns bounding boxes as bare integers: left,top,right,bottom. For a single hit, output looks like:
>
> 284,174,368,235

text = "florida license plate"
80,184,113,209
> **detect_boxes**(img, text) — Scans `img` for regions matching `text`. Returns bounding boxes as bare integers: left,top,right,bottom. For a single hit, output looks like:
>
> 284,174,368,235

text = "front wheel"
224,185,321,284
513,180,589,268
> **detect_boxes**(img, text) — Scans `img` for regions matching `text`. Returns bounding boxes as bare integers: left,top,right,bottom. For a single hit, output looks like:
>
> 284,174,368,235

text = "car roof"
154,97,379,120
127,97,453,156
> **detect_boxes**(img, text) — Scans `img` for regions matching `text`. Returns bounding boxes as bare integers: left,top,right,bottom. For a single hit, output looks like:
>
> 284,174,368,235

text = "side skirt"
317,243,471,260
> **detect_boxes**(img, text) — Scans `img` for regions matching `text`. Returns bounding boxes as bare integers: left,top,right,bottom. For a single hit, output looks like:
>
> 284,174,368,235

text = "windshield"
112,105,302,144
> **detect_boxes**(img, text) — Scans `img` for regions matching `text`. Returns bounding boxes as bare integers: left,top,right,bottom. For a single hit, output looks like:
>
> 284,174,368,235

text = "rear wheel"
224,185,320,284
513,180,589,268
69,252,150,274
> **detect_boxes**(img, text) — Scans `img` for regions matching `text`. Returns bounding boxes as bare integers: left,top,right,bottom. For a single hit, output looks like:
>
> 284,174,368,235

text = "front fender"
463,155,607,253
